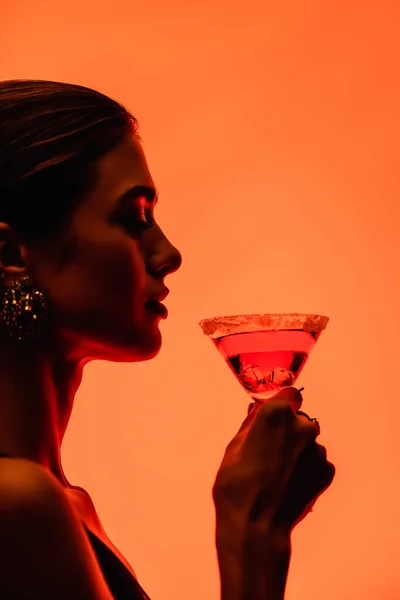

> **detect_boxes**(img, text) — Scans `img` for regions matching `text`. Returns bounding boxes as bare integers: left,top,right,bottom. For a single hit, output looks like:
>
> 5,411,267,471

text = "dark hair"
0,79,139,243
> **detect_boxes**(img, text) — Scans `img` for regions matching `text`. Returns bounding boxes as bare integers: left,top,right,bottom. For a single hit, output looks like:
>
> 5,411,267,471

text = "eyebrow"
117,184,159,207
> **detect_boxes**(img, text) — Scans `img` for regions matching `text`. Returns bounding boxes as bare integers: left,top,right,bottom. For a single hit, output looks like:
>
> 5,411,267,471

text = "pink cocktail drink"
199,313,329,404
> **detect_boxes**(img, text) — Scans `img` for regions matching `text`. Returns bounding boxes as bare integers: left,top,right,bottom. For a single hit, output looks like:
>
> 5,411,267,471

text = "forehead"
85,135,154,210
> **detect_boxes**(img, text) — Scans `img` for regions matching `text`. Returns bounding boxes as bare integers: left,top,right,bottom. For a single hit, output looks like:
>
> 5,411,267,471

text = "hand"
212,387,335,540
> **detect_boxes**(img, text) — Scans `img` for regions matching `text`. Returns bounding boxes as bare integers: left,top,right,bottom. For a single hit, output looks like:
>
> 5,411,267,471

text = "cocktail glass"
199,313,329,412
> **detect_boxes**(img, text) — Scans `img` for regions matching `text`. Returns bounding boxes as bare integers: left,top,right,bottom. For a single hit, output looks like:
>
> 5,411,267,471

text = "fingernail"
297,412,321,435
312,418,321,436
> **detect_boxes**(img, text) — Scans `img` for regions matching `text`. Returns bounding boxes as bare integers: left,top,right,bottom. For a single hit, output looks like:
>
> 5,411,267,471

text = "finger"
244,399,298,447
297,459,336,507
246,387,303,420
320,460,336,489
271,386,304,413
244,398,320,456
240,387,303,435
294,415,321,446
236,400,262,435
273,450,334,530
294,444,335,493
297,410,321,436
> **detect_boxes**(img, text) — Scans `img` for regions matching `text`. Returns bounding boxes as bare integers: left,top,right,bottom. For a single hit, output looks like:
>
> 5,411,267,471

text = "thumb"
239,387,303,435
270,386,304,413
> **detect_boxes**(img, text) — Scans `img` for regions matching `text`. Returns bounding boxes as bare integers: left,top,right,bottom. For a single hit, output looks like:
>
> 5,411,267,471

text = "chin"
116,324,163,363
76,320,163,364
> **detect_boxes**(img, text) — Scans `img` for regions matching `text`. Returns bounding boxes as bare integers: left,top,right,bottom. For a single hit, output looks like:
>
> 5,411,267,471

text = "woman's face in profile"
28,135,182,363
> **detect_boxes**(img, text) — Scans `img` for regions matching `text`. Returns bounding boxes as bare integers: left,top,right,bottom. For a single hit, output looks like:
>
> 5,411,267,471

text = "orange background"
1,2,400,599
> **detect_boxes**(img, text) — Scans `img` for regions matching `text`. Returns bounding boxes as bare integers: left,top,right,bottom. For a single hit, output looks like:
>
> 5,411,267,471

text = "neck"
0,334,85,486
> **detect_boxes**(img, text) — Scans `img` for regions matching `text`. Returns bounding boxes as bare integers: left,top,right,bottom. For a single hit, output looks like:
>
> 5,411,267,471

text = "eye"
123,208,155,232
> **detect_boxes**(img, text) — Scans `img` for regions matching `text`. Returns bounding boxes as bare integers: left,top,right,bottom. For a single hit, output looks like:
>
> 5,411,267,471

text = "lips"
144,299,168,318
144,287,169,319
147,288,169,304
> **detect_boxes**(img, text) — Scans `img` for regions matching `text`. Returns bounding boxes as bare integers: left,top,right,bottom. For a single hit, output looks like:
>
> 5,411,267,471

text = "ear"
0,223,29,283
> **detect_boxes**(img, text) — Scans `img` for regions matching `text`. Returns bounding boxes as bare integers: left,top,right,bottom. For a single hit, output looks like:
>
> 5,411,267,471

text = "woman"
0,79,335,600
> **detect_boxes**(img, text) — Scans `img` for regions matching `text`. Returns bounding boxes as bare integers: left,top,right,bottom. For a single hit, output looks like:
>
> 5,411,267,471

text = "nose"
149,235,182,278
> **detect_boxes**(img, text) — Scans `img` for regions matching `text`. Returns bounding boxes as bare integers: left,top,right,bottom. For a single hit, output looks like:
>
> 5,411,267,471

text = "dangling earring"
0,273,48,342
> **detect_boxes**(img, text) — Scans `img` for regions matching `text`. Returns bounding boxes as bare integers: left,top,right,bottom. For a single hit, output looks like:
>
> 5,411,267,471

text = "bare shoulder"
0,456,64,504
0,457,76,523
0,458,113,600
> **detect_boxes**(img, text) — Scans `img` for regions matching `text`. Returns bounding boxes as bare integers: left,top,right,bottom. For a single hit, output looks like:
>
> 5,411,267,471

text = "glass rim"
199,313,330,338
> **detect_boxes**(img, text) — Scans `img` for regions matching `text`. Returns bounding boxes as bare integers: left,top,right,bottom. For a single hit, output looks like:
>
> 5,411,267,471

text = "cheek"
94,243,146,306
44,235,147,329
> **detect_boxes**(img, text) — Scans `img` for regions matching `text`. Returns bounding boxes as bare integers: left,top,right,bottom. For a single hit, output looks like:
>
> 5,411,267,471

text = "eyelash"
124,209,155,232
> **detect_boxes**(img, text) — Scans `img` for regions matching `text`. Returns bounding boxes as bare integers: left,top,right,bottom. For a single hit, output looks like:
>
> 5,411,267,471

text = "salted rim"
199,313,329,339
